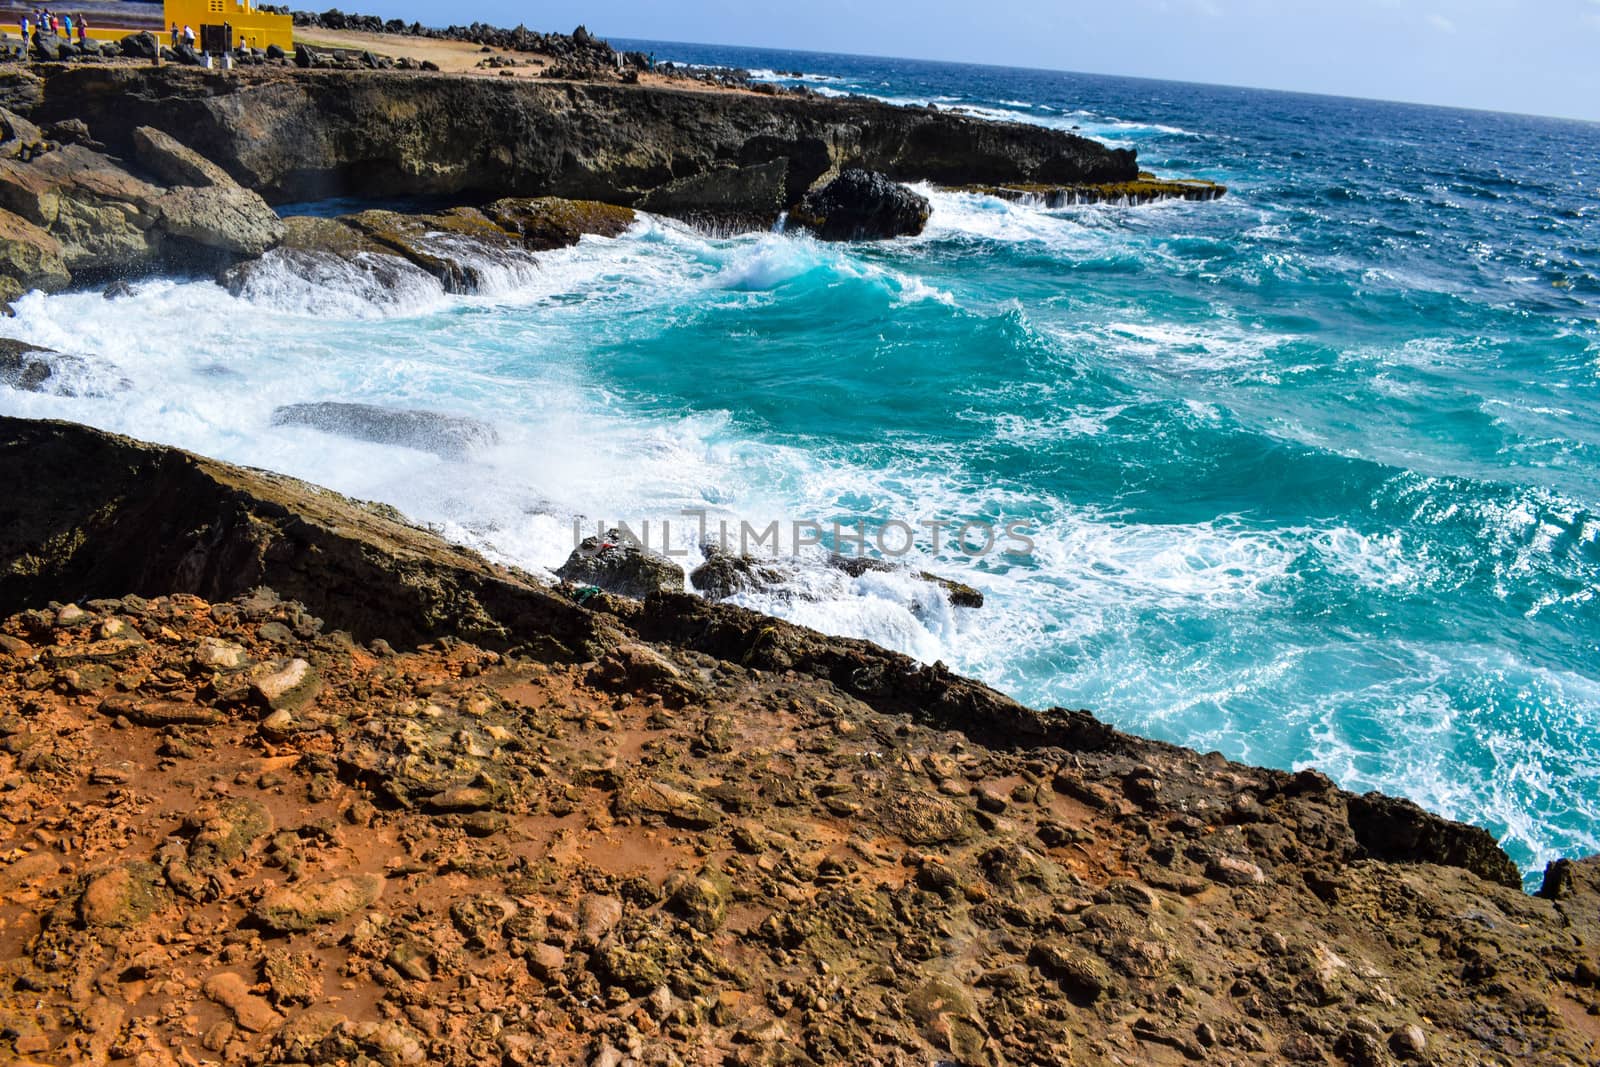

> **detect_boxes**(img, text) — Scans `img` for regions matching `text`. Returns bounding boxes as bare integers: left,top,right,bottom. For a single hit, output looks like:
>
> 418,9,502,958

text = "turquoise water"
4,46,1599,884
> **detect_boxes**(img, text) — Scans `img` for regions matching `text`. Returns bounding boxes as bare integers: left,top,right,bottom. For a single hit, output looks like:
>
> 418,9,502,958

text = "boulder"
557,530,685,599
155,182,285,256
481,197,635,249
0,70,42,115
636,159,791,231
270,402,501,461
132,125,235,188
0,208,70,293
253,874,383,933
0,338,84,394
0,106,283,277
789,169,930,241
688,544,792,600
76,861,169,928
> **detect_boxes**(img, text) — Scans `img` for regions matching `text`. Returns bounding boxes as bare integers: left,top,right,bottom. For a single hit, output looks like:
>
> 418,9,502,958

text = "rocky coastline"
0,418,1598,1065
0,31,1221,302
0,25,1593,1067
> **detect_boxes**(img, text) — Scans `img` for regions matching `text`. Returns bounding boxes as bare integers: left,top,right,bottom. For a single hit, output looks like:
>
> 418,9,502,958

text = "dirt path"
299,27,748,93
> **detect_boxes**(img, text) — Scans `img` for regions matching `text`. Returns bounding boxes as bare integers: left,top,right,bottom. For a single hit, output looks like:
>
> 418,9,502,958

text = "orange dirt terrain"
0,419,1598,1066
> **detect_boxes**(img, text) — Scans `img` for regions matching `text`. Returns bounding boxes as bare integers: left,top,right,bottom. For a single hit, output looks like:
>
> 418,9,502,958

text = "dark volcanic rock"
557,530,685,599
789,169,931,241
119,31,161,61
31,67,1138,223
1347,791,1523,888
0,416,613,658
688,545,792,601
0,338,59,391
271,402,501,460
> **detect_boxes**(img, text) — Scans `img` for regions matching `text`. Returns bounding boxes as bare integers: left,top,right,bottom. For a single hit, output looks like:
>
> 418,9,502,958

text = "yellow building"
9,0,292,50
158,0,294,52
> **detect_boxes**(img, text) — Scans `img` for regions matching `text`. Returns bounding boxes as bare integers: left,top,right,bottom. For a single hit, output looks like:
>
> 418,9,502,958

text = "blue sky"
367,1,1600,120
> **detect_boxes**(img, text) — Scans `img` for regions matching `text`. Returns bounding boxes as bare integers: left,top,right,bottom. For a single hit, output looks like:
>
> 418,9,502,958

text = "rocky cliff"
2,416,1599,1066
29,65,1138,212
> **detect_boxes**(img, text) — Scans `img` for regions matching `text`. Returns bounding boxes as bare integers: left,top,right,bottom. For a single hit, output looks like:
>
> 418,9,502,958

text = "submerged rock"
271,402,501,461
789,169,931,241
557,530,685,599
0,338,108,396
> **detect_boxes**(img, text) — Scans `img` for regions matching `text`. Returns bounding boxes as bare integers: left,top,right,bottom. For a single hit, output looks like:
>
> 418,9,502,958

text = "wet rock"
0,339,81,395
558,530,685,599
921,572,984,608
637,158,791,230
689,544,792,601
481,196,635,249
789,169,931,241
253,874,383,933
272,402,501,462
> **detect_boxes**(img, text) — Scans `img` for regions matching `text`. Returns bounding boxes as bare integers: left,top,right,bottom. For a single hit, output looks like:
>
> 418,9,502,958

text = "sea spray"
4,51,1598,885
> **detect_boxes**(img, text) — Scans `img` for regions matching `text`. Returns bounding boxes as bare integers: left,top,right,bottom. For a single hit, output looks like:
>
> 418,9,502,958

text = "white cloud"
1428,13,1457,33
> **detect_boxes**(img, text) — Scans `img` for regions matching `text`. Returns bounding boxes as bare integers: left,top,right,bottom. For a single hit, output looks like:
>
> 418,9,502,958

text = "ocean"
4,43,1598,886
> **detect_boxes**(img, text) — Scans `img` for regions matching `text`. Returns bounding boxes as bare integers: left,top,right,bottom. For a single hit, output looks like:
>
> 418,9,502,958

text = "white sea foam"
3,187,1593,883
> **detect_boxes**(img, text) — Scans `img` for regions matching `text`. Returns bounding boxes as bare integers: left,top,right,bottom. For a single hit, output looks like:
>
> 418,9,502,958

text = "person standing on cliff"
75,16,86,45
18,14,28,44
182,24,194,48
170,22,178,47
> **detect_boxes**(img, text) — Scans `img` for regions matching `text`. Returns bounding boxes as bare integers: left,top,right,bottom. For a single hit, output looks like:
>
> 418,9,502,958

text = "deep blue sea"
4,43,1598,885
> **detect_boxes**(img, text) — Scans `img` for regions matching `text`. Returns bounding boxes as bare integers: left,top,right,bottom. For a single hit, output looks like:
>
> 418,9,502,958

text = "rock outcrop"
788,168,932,241
31,66,1138,225
0,108,282,297
1,415,1598,1065
556,529,686,599
222,197,634,299
270,402,502,461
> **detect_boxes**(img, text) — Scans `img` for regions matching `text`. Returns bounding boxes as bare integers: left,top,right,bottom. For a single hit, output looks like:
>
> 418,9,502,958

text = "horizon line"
599,31,1600,127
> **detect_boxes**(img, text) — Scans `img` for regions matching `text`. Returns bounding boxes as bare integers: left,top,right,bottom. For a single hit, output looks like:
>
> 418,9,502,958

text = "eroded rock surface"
0,417,1596,1066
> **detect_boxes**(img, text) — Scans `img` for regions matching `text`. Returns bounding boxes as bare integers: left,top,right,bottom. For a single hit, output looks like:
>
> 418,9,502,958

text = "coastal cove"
4,42,1596,882
1,25,1600,1065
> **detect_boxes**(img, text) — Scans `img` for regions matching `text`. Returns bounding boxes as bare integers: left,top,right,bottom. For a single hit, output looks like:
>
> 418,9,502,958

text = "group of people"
17,8,90,45
168,22,195,49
